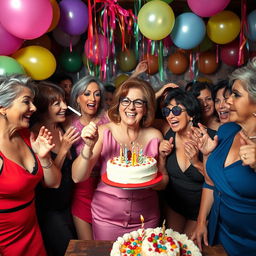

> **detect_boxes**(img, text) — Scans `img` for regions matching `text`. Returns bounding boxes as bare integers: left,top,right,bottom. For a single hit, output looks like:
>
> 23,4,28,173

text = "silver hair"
0,74,35,108
229,57,256,102
70,75,105,115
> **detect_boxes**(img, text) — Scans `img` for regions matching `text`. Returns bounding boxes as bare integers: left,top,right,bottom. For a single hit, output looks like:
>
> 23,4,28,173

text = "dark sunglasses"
162,106,186,117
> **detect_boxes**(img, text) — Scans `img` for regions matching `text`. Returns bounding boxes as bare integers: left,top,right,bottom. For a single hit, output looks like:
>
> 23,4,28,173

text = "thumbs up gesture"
239,131,256,170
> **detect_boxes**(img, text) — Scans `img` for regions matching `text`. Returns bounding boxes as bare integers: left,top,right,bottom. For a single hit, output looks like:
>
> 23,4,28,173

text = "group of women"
0,57,255,256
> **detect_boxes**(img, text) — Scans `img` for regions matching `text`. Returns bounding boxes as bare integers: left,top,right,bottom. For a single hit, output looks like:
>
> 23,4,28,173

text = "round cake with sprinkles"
110,227,202,256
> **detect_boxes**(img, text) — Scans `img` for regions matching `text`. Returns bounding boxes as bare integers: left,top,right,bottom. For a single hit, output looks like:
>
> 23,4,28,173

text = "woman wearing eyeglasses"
72,78,169,240
159,87,215,238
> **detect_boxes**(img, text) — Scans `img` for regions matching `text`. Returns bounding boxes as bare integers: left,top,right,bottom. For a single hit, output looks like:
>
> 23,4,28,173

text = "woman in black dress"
159,87,215,238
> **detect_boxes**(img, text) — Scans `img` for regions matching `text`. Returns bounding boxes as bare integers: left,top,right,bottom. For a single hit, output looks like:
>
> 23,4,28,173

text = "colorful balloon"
0,56,26,75
147,0,174,3
207,11,241,44
167,52,189,74
220,39,249,66
0,0,52,39
171,12,206,50
12,46,56,80
59,49,82,73
23,35,52,51
198,51,219,74
84,35,110,65
187,0,231,17
0,24,24,55
59,0,89,35
48,0,61,32
193,35,214,53
138,1,175,40
52,27,80,47
246,10,256,42
113,74,129,88
143,54,159,75
117,49,137,72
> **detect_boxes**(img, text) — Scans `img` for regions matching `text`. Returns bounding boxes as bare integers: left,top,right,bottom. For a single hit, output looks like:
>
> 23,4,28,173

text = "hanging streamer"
158,40,164,81
238,0,247,66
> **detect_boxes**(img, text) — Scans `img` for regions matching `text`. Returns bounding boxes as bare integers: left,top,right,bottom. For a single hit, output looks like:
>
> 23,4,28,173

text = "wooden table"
65,240,227,256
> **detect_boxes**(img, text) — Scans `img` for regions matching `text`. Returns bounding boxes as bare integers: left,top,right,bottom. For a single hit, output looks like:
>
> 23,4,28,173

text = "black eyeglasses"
120,97,147,108
162,106,186,117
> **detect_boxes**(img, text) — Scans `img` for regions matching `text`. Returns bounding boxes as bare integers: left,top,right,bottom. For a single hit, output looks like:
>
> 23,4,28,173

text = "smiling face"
215,88,230,124
197,88,215,119
165,99,191,133
48,96,67,124
4,87,36,129
226,80,256,127
77,82,101,116
119,88,147,127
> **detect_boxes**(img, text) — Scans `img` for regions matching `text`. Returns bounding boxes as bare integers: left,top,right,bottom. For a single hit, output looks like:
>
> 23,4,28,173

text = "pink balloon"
84,35,110,64
0,0,53,39
0,23,24,55
187,0,231,17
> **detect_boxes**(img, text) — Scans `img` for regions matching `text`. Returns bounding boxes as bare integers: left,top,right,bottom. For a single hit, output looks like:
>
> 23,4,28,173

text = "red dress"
0,130,47,256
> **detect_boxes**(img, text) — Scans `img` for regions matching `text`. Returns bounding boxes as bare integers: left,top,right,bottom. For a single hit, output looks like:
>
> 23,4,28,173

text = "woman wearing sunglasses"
71,78,169,240
159,87,215,238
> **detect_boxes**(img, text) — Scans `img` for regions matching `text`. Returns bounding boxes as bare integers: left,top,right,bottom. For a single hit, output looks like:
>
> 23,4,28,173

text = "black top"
162,128,216,220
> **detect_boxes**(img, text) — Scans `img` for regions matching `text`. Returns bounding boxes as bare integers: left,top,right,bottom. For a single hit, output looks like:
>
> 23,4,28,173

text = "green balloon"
0,56,26,75
59,50,82,73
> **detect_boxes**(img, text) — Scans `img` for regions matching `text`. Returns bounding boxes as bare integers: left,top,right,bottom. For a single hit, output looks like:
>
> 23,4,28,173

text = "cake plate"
101,171,163,190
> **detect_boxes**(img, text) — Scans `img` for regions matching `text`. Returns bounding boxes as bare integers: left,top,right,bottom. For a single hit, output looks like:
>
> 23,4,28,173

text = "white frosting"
107,155,157,184
110,227,202,256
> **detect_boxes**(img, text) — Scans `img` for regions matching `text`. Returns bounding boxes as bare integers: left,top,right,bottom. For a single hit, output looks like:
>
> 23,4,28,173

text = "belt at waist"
0,199,33,213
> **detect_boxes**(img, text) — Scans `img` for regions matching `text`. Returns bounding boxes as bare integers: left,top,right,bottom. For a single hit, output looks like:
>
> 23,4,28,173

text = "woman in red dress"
0,75,61,256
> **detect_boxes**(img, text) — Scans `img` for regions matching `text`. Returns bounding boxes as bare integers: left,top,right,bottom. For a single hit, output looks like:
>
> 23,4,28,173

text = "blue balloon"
247,10,256,42
171,12,206,50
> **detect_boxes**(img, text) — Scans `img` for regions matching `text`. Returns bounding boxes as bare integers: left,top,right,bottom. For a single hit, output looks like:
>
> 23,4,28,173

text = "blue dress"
206,122,256,256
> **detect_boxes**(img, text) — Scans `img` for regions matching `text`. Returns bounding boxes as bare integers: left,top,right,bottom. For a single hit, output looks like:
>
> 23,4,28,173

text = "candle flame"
140,215,144,223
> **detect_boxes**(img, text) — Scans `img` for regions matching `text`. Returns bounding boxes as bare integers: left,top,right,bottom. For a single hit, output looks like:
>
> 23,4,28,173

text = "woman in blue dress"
191,58,256,255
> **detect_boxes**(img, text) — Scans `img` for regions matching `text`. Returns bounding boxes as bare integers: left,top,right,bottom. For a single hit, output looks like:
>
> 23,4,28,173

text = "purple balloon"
0,23,24,55
59,0,89,36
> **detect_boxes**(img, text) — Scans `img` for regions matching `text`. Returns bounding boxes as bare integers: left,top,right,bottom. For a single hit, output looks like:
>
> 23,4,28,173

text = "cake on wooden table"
111,227,202,256
106,145,158,184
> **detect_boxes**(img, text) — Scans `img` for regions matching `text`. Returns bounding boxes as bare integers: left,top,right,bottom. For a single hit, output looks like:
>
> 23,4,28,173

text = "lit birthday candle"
124,144,128,164
162,219,166,240
119,144,123,163
140,215,145,240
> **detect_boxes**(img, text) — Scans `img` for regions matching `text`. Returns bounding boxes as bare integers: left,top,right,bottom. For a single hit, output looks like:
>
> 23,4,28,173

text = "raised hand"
59,126,80,153
159,137,174,157
190,123,218,156
81,121,99,149
239,131,256,169
184,140,199,165
30,126,55,158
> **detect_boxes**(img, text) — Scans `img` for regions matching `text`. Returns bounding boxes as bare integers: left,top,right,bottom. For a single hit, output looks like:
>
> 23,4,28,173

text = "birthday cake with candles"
106,146,158,184
110,227,202,256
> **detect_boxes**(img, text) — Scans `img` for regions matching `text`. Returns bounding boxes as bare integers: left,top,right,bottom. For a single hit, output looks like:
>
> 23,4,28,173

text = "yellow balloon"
47,0,60,32
138,0,175,40
12,46,56,80
113,74,129,88
207,11,241,44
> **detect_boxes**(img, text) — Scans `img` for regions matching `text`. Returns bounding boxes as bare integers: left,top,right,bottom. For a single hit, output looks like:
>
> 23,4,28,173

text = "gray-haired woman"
0,74,61,256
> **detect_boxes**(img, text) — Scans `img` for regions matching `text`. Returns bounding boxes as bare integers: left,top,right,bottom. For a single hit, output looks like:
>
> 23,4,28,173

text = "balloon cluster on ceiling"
0,0,255,81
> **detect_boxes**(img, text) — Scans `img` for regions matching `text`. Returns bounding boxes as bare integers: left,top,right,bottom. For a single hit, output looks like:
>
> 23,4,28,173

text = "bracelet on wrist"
41,159,53,169
80,148,92,160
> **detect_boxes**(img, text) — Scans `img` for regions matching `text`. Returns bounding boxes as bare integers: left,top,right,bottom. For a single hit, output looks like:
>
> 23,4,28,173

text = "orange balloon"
198,51,219,74
47,0,60,32
167,52,189,75
23,34,52,50
143,54,159,75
